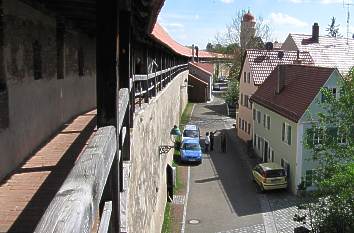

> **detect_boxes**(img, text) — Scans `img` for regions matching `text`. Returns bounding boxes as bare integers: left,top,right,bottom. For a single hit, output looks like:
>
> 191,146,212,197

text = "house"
250,64,343,194
237,49,313,142
188,62,214,102
282,22,354,75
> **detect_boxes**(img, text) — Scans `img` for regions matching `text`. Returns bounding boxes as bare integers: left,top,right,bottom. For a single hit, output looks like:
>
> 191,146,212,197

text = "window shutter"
282,123,285,141
287,125,292,145
267,116,270,129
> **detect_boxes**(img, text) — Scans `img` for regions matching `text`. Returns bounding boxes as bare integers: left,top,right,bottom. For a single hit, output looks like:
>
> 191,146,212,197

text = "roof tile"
246,49,314,85
251,65,336,122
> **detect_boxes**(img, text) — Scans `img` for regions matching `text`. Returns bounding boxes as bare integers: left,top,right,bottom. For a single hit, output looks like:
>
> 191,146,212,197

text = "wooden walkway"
0,110,97,233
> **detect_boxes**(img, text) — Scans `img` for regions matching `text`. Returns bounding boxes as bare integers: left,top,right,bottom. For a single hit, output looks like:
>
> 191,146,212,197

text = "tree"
326,17,341,38
223,78,239,106
297,69,354,232
215,9,271,78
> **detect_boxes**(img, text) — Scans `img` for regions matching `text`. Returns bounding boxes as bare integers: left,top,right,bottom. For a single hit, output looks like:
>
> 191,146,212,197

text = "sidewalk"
0,110,97,233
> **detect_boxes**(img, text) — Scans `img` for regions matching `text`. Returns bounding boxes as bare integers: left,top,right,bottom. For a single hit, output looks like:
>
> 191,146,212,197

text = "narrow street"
183,96,304,233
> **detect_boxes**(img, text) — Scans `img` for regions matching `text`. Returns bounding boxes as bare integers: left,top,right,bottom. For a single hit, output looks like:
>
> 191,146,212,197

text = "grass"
180,102,194,130
161,103,194,233
172,160,183,194
161,202,171,233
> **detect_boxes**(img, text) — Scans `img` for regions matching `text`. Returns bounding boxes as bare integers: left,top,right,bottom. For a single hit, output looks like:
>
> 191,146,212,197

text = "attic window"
33,40,42,80
78,47,84,76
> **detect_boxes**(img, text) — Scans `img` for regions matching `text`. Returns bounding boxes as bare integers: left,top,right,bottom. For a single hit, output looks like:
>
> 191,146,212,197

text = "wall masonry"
0,0,96,180
128,70,188,233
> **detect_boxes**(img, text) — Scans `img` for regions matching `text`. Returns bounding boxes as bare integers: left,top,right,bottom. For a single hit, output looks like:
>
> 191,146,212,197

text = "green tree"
298,69,354,232
326,17,341,38
223,78,239,106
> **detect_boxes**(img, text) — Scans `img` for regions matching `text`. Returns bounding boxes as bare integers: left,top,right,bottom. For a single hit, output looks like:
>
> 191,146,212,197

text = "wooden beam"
96,0,119,127
34,126,117,233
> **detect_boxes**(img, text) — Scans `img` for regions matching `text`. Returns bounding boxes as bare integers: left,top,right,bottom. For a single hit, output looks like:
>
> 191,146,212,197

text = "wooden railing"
35,88,130,233
34,62,188,233
133,63,188,107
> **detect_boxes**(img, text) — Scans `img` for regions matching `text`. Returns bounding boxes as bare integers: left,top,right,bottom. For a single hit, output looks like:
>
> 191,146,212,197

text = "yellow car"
252,163,287,191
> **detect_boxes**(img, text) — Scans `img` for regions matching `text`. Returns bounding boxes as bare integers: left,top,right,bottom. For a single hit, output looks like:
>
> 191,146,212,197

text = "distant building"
240,11,256,51
188,62,213,102
251,65,343,194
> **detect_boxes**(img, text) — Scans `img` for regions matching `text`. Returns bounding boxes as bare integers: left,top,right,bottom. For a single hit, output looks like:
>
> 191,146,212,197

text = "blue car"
180,139,202,164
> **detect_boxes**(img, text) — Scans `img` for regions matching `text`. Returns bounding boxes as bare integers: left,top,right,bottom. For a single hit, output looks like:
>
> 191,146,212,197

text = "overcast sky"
158,0,354,49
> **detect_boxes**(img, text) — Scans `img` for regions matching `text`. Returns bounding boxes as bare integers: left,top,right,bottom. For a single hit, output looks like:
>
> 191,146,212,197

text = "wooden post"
144,47,149,103
97,0,120,232
119,8,131,161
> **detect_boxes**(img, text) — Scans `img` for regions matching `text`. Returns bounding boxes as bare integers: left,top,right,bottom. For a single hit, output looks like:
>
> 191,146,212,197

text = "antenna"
343,0,353,44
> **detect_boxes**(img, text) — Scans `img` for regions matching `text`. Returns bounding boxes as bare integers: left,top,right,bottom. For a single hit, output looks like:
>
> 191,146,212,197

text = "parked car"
182,124,200,141
213,83,221,91
180,138,202,163
252,162,287,191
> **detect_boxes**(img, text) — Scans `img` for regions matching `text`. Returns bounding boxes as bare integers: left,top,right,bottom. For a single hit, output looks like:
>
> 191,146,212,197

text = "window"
263,114,266,127
267,115,271,130
242,119,245,130
244,95,249,108
248,123,251,134
239,118,241,129
313,128,324,145
57,20,65,80
253,109,256,121
33,40,42,80
247,72,250,83
282,122,292,145
321,87,337,102
257,136,261,150
305,170,314,187
78,47,84,76
257,111,261,124
254,134,257,147
240,93,244,106
338,129,347,144
244,72,246,82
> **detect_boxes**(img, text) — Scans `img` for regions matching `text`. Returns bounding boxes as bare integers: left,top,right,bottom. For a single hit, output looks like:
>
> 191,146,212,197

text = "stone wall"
128,70,188,233
0,0,96,180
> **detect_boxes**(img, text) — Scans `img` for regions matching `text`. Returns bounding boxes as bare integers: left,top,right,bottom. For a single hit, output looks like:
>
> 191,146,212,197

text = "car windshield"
183,130,198,138
183,143,201,151
265,169,285,178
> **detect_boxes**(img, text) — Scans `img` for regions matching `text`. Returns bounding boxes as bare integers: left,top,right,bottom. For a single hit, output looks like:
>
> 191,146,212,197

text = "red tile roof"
193,62,214,74
251,65,337,122
151,22,225,58
245,50,314,85
284,34,354,74
189,62,212,76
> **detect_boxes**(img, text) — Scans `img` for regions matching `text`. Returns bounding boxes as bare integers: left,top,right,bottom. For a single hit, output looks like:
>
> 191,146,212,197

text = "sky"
157,0,354,49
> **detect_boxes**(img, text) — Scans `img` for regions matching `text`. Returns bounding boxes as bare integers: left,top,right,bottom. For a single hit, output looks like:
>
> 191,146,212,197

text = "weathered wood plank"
97,201,113,233
118,88,129,131
34,126,117,233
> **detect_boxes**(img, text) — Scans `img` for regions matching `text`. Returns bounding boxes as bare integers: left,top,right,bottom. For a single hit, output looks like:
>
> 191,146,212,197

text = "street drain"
188,219,200,224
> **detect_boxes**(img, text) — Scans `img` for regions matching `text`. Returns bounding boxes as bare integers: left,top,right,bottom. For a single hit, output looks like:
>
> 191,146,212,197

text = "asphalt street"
183,96,306,233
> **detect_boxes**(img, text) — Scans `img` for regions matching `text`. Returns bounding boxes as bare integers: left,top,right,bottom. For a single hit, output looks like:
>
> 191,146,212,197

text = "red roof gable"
151,22,225,58
251,65,336,122
193,62,214,74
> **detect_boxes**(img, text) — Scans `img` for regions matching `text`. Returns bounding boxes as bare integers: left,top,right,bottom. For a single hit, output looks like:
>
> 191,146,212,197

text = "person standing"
221,132,227,153
205,132,210,153
210,131,217,151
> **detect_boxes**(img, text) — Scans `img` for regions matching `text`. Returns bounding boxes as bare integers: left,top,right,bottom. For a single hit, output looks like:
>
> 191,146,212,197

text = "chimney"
293,50,302,64
192,44,195,62
195,46,199,62
312,23,319,43
276,65,286,94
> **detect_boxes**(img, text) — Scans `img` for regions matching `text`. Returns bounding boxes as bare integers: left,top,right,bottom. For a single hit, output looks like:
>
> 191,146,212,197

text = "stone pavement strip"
0,110,97,233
